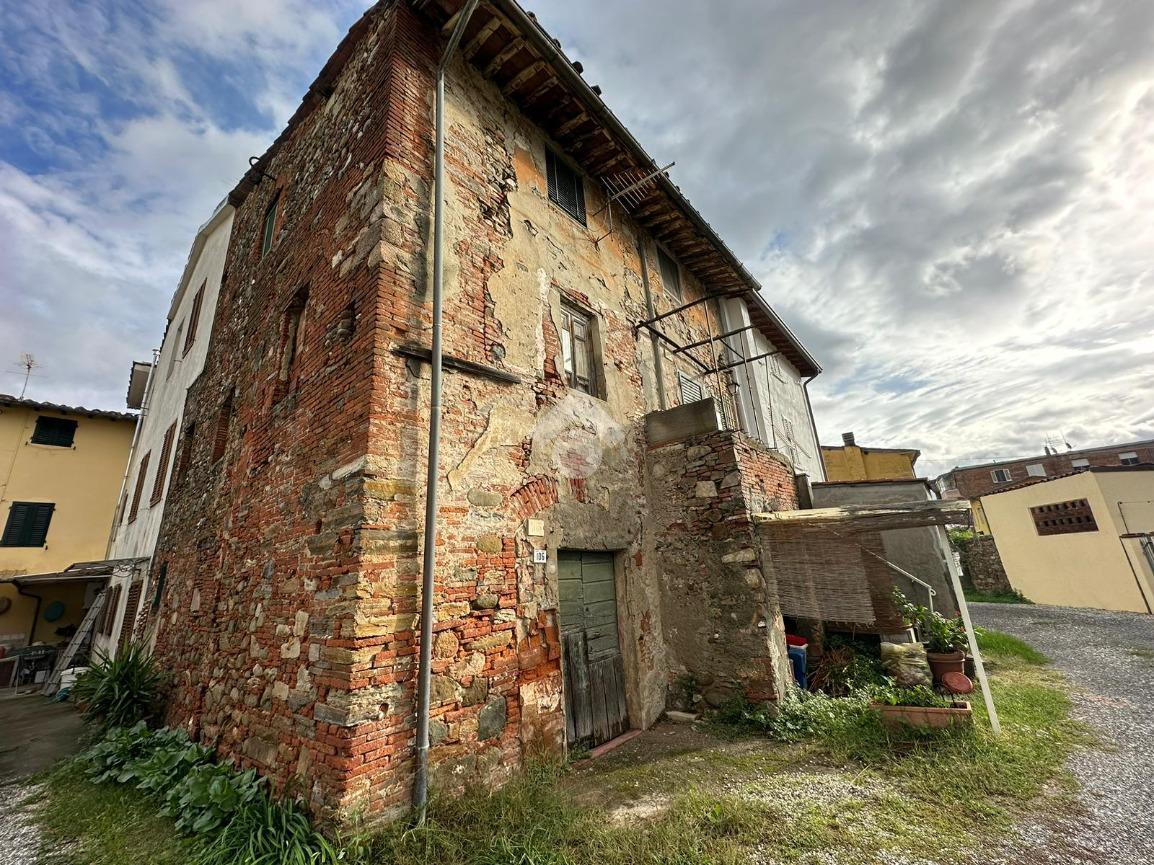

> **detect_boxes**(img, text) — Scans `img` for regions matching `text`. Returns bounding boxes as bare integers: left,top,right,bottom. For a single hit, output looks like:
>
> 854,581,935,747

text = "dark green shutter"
546,148,586,224
1,502,55,547
31,417,77,447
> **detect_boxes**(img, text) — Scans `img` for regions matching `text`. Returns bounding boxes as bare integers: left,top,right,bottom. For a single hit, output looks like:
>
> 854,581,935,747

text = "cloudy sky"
2,1,1152,476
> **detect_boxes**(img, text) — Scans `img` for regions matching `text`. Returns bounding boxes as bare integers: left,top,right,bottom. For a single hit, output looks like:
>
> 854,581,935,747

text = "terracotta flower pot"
926,649,965,684
871,701,973,730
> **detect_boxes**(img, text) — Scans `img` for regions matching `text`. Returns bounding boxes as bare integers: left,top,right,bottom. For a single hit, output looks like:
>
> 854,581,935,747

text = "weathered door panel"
558,551,628,748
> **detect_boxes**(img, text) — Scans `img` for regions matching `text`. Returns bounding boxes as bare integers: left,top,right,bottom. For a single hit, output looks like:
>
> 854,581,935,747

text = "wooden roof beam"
463,17,502,60
502,60,546,95
483,37,526,78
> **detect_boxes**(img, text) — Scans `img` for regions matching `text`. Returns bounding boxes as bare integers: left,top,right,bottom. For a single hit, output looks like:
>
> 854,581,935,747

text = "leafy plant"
72,642,167,731
194,797,340,865
872,684,956,708
892,589,968,654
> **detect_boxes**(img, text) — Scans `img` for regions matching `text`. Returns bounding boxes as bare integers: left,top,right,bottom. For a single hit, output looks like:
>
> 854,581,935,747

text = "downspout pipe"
414,0,480,822
801,375,825,481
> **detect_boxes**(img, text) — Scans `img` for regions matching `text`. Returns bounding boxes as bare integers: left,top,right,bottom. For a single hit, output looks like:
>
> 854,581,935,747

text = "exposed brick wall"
646,429,797,705
144,0,778,827
954,445,1154,499
958,535,1013,595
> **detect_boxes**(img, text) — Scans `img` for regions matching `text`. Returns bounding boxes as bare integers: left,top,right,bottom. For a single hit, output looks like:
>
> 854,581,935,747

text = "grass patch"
21,635,1082,865
28,766,197,865
977,629,1049,665
966,589,1033,604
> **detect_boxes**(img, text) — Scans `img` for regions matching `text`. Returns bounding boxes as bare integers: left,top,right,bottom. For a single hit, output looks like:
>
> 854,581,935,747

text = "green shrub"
79,722,336,864
73,642,167,731
872,684,955,708
892,589,968,653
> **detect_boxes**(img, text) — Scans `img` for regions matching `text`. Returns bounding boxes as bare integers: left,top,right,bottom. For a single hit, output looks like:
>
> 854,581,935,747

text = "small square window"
656,248,682,300
31,416,77,447
991,468,1012,483
545,148,586,225
1119,452,1139,466
1026,464,1046,478
559,303,599,396
1,502,55,547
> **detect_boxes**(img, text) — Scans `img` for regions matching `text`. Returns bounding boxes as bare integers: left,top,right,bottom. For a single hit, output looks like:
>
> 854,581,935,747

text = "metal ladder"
41,589,107,697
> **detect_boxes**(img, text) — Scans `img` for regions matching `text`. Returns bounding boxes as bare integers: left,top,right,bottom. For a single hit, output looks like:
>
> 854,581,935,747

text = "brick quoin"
144,0,808,826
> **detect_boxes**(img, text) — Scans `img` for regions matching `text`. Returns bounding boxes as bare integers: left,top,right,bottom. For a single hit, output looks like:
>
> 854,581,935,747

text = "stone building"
142,0,826,824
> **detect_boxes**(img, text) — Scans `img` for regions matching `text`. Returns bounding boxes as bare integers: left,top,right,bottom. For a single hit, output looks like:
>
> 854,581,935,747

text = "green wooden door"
558,551,628,749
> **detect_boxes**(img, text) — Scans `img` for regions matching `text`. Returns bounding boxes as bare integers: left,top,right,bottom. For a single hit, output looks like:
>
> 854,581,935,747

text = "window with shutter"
678,373,703,405
183,282,206,355
1,502,55,547
151,423,177,505
545,148,586,224
127,451,150,523
559,304,599,396
31,416,78,447
212,397,233,462
656,248,682,300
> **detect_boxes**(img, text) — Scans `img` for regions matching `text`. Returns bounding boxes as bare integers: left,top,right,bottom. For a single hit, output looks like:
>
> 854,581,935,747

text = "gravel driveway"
972,602,1154,865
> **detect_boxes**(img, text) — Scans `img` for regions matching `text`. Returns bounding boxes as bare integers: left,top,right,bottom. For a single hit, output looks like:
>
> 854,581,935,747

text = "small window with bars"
678,372,703,405
1030,498,1098,536
31,416,77,447
545,148,586,225
1,502,55,547
559,303,599,396
656,247,682,300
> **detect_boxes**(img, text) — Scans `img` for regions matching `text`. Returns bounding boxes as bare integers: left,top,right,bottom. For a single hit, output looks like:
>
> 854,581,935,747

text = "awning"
0,558,149,586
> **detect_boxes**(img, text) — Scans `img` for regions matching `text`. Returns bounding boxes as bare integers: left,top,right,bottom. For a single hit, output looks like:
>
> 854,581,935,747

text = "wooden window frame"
1,502,55,547
182,282,206,356
1119,452,1140,466
30,416,77,448
545,148,586,225
558,301,602,398
991,468,1012,484
656,246,682,300
677,372,703,405
127,451,150,523
150,422,177,505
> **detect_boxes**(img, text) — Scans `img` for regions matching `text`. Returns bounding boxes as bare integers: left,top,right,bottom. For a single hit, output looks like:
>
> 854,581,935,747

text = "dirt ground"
0,694,86,784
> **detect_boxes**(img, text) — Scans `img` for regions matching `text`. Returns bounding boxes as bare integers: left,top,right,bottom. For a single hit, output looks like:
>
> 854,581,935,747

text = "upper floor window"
279,288,309,385
1119,452,1139,466
991,468,1012,484
678,372,702,405
546,148,586,225
559,303,599,396
656,247,682,300
31,416,77,447
261,193,280,256
183,282,206,356
151,422,177,505
1071,458,1089,468
1026,464,1046,477
167,320,184,379
1,502,54,547
127,451,150,523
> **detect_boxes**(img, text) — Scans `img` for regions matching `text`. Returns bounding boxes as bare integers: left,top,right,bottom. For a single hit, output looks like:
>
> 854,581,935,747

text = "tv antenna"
15,353,38,399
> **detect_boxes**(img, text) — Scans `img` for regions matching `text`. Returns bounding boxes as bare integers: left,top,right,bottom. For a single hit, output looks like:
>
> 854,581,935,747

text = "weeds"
71,643,166,732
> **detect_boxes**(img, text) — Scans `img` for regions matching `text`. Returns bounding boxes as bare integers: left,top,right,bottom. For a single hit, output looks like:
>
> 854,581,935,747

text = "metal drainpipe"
106,347,160,554
16,584,43,647
801,375,824,481
636,239,666,410
414,0,480,822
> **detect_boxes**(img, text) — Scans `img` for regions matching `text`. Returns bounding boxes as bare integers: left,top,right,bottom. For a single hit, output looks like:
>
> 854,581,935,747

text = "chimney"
842,432,856,447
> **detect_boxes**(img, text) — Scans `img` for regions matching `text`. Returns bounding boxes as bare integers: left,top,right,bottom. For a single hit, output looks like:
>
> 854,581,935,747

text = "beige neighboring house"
981,466,1154,614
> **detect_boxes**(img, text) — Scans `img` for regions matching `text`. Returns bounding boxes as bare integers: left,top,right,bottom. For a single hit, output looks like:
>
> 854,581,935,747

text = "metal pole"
637,239,666,410
414,0,480,822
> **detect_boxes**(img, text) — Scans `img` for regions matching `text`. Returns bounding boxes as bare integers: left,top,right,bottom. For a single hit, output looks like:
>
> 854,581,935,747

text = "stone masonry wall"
646,429,797,707
958,534,1014,595
143,0,777,827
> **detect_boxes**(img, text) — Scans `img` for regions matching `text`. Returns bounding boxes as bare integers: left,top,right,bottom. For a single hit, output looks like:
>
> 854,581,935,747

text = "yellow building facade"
0,396,136,647
981,467,1154,614
820,432,920,482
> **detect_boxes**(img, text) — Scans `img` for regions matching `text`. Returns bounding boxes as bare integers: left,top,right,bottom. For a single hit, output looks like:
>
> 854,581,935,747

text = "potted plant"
870,684,972,730
891,590,968,684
